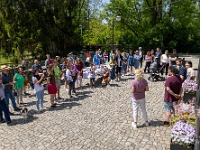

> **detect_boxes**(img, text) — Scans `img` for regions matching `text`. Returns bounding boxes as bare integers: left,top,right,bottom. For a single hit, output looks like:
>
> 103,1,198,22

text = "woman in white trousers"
131,69,149,129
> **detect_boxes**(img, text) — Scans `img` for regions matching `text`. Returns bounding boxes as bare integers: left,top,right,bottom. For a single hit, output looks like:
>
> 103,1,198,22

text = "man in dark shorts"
169,49,178,66
115,49,123,81
160,66,182,126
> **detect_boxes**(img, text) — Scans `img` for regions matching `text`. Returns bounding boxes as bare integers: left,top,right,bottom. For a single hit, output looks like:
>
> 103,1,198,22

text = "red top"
86,53,91,58
75,61,84,77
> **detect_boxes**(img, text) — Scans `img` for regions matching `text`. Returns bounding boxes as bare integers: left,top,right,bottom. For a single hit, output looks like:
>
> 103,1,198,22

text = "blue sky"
102,0,110,3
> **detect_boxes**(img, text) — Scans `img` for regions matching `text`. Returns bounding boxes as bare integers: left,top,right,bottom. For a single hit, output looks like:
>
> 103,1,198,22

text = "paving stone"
1,57,199,149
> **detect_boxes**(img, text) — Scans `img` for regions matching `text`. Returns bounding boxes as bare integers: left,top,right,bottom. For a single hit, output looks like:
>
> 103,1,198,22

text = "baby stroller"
148,62,165,82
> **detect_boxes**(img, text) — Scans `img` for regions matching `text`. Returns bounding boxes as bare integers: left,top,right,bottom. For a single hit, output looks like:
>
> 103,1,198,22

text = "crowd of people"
130,48,196,129
0,47,197,128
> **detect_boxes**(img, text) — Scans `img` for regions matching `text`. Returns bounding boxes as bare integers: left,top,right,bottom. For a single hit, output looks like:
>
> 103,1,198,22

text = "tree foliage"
101,0,200,52
0,0,102,61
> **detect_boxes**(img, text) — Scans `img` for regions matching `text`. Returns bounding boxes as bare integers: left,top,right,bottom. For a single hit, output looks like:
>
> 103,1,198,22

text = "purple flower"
171,121,196,146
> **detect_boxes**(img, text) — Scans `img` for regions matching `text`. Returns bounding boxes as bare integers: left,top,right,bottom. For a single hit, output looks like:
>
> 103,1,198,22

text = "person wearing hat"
1,65,21,114
45,54,53,68
67,52,75,63
0,73,16,126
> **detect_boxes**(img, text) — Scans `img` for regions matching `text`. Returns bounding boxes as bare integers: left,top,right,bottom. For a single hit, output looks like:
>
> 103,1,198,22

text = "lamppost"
112,15,121,51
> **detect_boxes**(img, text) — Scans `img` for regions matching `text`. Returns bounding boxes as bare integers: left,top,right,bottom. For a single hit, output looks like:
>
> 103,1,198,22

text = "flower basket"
182,79,198,103
170,142,194,150
171,121,196,150
183,92,196,103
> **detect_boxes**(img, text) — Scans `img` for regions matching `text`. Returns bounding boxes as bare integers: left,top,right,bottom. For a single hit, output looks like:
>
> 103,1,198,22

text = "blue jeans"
35,90,44,111
0,100,11,124
110,66,115,80
4,92,17,111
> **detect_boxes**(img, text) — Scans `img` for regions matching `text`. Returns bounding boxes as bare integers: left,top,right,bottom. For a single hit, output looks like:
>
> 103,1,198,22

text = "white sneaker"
132,122,137,129
122,74,125,77
145,122,149,126
66,89,68,92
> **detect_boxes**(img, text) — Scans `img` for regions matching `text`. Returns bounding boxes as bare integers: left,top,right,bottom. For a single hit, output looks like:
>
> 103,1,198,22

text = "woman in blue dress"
127,50,134,75
134,50,140,69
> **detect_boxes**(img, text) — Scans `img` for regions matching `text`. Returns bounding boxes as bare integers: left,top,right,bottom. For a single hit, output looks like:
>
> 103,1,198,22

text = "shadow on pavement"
136,120,163,128
47,101,82,111
12,112,38,125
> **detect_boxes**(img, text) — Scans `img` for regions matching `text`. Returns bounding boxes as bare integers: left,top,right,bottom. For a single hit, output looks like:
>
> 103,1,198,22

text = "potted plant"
182,79,198,103
170,121,195,150
170,98,200,150
170,98,196,128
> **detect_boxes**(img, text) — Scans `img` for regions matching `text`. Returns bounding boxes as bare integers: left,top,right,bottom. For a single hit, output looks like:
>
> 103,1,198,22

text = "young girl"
47,64,57,107
108,54,117,81
89,63,95,88
121,52,127,76
13,66,27,106
144,51,152,73
32,68,45,112
66,62,77,98
74,57,84,88
102,67,110,86
54,60,61,101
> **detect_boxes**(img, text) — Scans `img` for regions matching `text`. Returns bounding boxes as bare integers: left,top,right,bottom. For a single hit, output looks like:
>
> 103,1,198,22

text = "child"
89,64,95,88
102,67,110,86
66,62,77,98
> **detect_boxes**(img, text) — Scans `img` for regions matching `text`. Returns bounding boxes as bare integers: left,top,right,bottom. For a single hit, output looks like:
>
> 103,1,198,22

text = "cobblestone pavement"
0,57,199,150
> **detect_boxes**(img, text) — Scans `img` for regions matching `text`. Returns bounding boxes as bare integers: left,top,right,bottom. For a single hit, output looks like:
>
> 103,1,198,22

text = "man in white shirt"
161,50,169,76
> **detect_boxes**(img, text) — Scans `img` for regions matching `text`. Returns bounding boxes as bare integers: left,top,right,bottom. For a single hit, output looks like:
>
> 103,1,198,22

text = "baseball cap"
69,52,73,55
